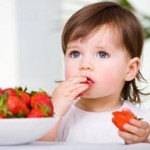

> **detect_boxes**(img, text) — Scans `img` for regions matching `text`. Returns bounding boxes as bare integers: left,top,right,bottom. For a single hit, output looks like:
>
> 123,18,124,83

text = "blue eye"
97,51,109,58
69,50,80,58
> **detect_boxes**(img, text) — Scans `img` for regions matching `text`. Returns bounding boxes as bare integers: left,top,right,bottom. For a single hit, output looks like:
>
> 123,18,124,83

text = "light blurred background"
0,0,150,107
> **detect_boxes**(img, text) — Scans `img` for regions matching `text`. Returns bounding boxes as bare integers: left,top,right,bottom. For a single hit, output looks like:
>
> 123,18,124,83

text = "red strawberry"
112,109,137,131
17,91,31,107
28,105,50,118
6,95,29,117
0,88,4,95
31,92,53,116
3,88,16,96
0,113,5,118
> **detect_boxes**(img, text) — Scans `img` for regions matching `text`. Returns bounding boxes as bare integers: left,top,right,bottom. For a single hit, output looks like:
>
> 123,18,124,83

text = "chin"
80,94,95,99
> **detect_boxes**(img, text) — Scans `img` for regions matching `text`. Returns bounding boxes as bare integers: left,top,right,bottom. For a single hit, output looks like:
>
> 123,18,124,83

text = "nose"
79,57,93,71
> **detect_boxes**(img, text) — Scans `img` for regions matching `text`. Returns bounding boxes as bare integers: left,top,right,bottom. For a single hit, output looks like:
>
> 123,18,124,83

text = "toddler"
42,1,150,144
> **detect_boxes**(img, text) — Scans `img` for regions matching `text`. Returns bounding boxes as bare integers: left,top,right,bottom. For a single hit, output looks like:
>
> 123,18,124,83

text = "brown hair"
61,1,148,104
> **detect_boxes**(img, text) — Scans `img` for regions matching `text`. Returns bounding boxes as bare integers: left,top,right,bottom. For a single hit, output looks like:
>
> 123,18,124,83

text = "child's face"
64,25,131,99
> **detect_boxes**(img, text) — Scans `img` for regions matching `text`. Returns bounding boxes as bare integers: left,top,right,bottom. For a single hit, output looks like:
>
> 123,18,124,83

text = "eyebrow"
96,44,117,52
95,45,106,49
67,44,80,50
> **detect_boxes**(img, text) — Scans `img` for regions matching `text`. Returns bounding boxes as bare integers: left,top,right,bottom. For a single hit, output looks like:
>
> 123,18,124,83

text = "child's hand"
52,76,89,117
118,119,150,144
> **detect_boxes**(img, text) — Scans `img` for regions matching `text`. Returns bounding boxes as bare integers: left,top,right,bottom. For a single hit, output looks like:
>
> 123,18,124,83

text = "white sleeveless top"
56,101,150,143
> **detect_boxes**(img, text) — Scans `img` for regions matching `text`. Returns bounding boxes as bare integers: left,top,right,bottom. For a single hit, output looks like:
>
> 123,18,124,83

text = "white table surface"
0,141,150,150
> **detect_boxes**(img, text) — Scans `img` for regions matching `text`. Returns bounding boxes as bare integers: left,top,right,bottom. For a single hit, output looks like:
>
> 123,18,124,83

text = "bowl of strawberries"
0,87,56,145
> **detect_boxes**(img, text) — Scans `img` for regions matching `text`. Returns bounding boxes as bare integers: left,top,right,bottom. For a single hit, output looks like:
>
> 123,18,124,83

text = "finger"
119,130,140,143
56,84,88,100
57,76,87,90
69,84,89,98
64,82,89,93
129,119,149,129
123,123,144,136
125,140,134,144
52,80,89,101
67,76,87,85
125,120,150,137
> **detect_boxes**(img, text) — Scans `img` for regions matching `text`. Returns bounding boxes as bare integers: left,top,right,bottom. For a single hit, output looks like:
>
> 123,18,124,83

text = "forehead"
88,25,121,44
68,24,123,49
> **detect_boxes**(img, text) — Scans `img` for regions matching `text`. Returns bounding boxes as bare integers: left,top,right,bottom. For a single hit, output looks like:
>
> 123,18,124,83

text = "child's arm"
40,76,89,141
39,118,62,141
52,76,89,117
118,119,150,144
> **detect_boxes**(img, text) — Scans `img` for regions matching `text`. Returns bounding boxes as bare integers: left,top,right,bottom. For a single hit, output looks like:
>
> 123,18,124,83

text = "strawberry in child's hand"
112,109,137,132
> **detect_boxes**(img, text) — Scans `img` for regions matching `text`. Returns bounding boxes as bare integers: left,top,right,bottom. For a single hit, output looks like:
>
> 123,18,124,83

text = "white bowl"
0,117,57,145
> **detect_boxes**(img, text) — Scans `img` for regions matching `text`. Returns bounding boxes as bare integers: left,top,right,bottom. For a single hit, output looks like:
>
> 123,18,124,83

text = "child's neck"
76,97,123,112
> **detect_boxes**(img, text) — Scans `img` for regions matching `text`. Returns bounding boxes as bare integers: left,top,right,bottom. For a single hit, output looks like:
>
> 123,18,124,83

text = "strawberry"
112,109,137,131
0,87,54,118
2,88,16,96
28,105,51,118
28,108,45,118
0,113,5,118
6,95,29,117
17,91,31,107
0,88,4,95
15,87,31,107
31,92,53,116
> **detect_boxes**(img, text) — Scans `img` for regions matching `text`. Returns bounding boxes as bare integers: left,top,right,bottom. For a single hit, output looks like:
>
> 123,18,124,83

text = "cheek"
65,62,77,79
102,74,122,87
97,65,127,90
65,69,71,79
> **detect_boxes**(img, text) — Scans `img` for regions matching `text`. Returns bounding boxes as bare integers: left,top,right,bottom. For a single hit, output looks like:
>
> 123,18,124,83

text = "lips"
75,77,94,99
81,77,95,87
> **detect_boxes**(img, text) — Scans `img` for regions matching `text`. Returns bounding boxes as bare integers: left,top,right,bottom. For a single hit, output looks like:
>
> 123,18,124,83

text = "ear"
125,57,140,81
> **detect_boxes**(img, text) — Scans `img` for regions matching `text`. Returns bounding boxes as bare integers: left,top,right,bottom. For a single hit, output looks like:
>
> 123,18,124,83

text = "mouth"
75,76,94,99
81,77,95,87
